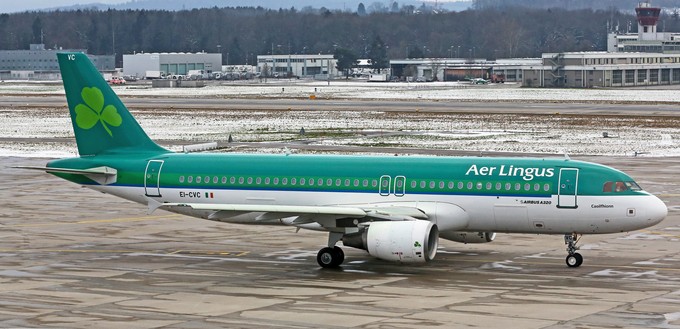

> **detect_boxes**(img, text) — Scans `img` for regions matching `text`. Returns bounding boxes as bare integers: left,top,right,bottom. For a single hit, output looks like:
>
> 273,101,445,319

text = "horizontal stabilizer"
15,165,117,185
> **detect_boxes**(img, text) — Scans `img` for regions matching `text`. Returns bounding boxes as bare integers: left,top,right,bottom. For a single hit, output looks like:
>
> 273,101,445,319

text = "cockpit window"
603,181,642,192
625,181,642,191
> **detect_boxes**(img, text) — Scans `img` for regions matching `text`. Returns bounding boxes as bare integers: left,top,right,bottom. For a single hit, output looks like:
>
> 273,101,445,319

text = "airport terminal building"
0,44,114,80
523,52,680,87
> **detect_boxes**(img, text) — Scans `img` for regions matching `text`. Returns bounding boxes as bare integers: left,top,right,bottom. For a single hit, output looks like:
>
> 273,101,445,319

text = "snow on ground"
5,80,680,103
1,81,680,157
1,106,679,158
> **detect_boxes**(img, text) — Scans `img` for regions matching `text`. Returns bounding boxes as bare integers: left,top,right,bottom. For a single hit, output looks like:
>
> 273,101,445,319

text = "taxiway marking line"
0,248,250,257
10,214,183,228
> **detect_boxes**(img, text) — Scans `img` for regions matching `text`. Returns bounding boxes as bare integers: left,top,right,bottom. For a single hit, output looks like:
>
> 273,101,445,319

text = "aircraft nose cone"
646,194,668,226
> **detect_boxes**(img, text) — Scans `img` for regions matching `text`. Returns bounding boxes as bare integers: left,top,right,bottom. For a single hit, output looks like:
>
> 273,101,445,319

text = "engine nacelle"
440,231,496,244
342,220,438,263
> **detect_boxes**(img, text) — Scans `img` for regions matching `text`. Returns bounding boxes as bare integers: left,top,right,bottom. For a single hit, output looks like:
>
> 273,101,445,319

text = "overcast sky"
2,0,130,13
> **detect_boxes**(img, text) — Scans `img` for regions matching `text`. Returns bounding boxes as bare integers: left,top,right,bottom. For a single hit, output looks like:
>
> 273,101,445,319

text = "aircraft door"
145,160,164,197
557,168,578,208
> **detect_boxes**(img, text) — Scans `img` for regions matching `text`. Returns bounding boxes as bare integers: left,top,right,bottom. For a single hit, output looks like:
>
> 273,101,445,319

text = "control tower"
636,1,661,40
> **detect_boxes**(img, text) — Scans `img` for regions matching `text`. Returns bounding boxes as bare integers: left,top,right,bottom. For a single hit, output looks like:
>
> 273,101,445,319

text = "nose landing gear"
564,233,583,267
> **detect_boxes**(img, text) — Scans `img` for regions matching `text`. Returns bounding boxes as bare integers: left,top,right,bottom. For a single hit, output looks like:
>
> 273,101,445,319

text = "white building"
256,54,339,78
608,1,680,53
123,52,222,79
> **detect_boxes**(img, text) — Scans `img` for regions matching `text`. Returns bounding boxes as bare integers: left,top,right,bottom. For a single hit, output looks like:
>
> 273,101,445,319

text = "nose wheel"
564,233,583,267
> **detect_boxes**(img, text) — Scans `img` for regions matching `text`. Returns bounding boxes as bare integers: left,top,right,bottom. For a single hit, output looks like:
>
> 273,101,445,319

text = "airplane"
20,52,667,269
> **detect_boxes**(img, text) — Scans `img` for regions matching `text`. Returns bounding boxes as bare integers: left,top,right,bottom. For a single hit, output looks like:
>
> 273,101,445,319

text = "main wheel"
566,253,583,268
317,247,343,268
333,246,345,265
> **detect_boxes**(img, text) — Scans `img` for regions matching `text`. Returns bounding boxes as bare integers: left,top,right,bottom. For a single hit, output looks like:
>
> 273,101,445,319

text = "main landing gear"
564,233,583,267
317,232,345,268
317,246,345,268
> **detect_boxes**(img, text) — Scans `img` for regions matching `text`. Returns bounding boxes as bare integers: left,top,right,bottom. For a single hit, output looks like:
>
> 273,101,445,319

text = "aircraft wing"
156,202,429,228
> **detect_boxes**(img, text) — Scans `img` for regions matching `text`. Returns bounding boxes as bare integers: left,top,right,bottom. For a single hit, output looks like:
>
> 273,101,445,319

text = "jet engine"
440,231,496,244
342,220,438,263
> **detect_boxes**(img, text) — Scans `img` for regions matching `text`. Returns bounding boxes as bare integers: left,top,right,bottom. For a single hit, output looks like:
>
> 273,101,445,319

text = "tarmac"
1,155,679,328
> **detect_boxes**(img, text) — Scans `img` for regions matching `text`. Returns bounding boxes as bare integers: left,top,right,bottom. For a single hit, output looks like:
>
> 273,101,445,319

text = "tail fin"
57,52,168,156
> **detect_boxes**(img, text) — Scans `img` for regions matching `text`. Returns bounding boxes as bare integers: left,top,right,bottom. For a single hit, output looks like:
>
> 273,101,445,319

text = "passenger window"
458,182,464,189
476,182,483,190
256,177,262,184
318,178,323,186
449,182,454,189
335,179,341,186
534,183,540,191
420,181,426,188
467,182,473,189
308,178,313,186
282,178,288,185
485,182,492,190
238,177,244,184
544,183,550,191
524,183,530,191
221,177,227,184
291,178,297,185
230,177,235,184
439,182,445,189
300,178,305,185
273,178,279,185
179,176,185,183
353,179,359,187
265,177,270,184
204,176,209,183
372,180,378,187
188,176,193,183
495,182,501,190
363,179,369,187
247,177,253,184
327,178,333,186
515,183,521,190
505,183,511,190
411,181,417,188
344,179,350,186
213,176,218,184
197,176,202,183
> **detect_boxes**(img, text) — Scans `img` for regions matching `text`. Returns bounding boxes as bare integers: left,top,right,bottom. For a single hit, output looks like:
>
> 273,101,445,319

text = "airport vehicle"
22,53,667,269
109,76,126,85
144,70,164,79
470,78,488,84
